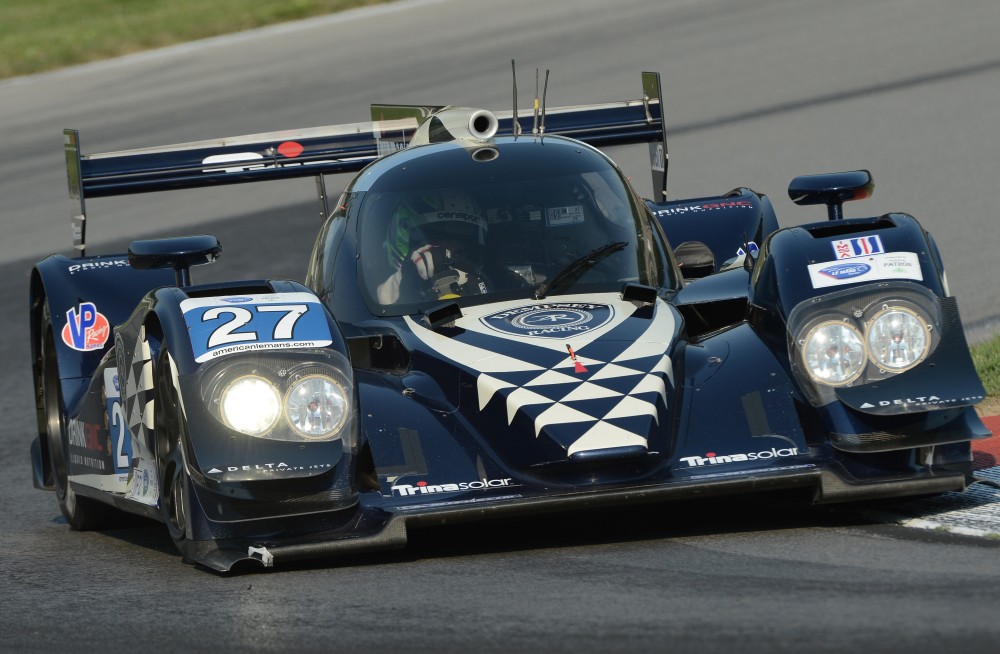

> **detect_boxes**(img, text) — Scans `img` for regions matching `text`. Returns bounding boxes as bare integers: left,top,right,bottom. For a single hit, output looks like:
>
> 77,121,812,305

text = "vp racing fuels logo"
480,302,613,339
62,302,110,351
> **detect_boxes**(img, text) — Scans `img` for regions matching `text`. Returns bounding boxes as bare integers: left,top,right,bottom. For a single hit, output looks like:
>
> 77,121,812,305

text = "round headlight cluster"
801,320,866,386
220,374,282,435
284,374,349,440
799,303,933,387
215,369,350,440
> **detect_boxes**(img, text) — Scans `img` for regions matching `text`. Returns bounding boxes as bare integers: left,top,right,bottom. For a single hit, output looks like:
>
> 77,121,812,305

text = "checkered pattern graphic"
406,295,676,456
120,332,154,461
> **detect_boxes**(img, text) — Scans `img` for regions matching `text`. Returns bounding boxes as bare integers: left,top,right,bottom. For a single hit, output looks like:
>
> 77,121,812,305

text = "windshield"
356,139,667,315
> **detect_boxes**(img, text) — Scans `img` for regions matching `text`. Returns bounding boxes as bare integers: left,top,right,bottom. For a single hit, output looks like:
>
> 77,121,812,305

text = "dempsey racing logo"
680,447,799,468
480,302,613,339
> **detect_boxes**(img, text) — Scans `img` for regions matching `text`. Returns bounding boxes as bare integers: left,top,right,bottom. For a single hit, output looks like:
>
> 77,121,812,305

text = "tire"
39,303,120,530
153,346,191,549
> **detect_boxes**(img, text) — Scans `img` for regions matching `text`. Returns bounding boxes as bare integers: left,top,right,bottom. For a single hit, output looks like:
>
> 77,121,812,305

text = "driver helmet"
385,189,487,267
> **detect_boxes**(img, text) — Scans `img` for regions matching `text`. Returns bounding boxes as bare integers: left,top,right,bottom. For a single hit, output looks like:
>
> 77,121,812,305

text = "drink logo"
831,235,884,259
818,262,871,280
480,303,613,339
61,302,110,351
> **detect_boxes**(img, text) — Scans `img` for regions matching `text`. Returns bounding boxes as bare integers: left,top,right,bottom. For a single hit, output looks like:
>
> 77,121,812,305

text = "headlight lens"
285,374,349,440
200,351,355,442
801,319,866,386
220,374,282,435
787,282,943,406
865,305,930,372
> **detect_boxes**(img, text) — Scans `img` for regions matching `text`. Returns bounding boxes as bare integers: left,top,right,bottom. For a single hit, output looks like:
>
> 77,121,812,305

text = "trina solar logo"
391,477,514,496
680,447,799,467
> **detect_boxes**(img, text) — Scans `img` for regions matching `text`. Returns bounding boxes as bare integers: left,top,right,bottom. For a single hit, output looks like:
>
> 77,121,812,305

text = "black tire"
39,303,120,530
153,346,191,549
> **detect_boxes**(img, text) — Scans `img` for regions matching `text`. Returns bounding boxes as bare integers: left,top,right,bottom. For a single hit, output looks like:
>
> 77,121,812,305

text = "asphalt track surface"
1,1,999,652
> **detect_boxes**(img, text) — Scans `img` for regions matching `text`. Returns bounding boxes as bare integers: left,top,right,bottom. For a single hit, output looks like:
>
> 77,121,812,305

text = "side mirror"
788,170,873,220
128,234,222,287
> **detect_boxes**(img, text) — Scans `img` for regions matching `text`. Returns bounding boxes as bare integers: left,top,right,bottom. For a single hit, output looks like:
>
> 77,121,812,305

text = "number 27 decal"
204,304,308,347
180,293,333,363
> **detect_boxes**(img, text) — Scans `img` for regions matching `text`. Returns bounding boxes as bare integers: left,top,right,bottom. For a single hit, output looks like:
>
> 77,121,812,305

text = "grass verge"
0,0,384,79
973,333,1000,397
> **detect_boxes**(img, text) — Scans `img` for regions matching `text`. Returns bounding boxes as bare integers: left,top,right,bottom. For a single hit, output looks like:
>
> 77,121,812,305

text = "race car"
29,70,990,572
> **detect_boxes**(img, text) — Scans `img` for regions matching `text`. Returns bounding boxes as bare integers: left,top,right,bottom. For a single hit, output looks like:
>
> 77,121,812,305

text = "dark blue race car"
29,71,989,571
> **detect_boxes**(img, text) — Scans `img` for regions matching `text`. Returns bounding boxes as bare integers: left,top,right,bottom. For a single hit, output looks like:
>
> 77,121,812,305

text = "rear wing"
65,71,667,255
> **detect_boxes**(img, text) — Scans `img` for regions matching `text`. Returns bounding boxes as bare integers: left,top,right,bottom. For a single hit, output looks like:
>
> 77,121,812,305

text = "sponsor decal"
128,458,159,506
480,302,613,339
680,447,800,468
831,235,884,260
205,463,334,475
652,200,753,217
391,477,515,497
858,394,984,410
61,302,110,351
180,292,333,363
201,151,342,174
807,251,922,289
67,418,104,452
68,258,130,274
736,242,759,257
277,141,304,158
817,262,871,280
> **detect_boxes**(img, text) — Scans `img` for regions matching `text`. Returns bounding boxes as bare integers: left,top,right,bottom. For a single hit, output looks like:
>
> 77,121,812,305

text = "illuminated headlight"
200,351,355,443
284,374,349,440
801,319,866,386
220,375,281,435
865,306,930,372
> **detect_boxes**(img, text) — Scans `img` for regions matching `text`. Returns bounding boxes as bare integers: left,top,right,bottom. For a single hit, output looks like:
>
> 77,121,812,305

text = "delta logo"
61,302,110,352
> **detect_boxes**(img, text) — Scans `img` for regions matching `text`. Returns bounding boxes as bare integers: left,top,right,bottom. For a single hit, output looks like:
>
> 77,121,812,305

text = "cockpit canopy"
350,135,673,315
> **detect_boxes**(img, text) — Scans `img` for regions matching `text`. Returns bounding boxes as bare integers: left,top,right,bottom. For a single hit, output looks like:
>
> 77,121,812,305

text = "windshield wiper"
534,241,629,299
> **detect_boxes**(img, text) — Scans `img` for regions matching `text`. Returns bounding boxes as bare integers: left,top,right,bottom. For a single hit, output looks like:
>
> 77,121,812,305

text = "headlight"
200,351,356,443
787,282,943,406
285,374,349,440
865,305,930,372
801,319,866,386
220,374,282,435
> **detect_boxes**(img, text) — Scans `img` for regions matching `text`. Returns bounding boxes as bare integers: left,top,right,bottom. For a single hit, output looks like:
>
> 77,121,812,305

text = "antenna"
511,59,521,137
532,69,540,135
540,69,549,135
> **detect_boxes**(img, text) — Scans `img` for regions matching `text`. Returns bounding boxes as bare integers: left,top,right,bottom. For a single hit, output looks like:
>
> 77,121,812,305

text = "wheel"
153,345,191,548
39,303,120,530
